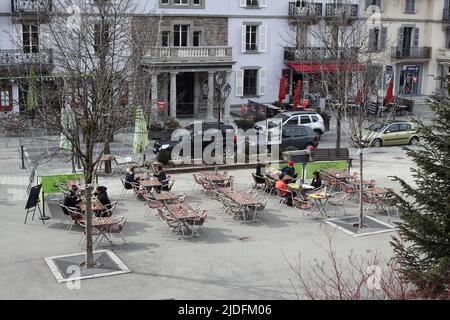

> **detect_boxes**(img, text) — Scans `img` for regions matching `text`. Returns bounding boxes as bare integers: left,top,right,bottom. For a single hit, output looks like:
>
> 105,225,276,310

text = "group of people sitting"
63,184,112,217
124,165,170,194
259,161,323,207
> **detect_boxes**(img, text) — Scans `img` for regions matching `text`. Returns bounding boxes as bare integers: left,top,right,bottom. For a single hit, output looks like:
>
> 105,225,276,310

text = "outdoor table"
66,180,85,191
80,201,105,212
199,171,229,183
268,173,294,181
321,169,352,181
288,183,315,198
349,179,373,189
218,188,262,222
166,203,197,221
97,155,117,174
140,178,162,191
365,188,391,212
307,193,329,218
152,191,179,203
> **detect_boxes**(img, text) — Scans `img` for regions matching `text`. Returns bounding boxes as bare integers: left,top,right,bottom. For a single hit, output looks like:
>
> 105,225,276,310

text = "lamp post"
213,72,231,172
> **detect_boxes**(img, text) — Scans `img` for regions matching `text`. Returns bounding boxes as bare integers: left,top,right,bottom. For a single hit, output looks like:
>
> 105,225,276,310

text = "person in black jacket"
281,161,298,181
154,165,169,192
125,166,139,189
94,186,112,217
311,171,323,189
63,185,82,213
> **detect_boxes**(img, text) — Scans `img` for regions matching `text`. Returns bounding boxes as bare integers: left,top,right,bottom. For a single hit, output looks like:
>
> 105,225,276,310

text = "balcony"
443,9,450,22
284,47,358,62
436,48,450,61
391,47,432,60
142,46,234,67
325,3,359,18
0,49,54,74
11,0,52,13
288,2,322,20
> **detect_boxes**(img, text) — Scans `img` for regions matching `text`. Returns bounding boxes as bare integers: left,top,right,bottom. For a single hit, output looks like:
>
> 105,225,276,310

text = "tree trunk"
335,109,342,154
359,148,364,229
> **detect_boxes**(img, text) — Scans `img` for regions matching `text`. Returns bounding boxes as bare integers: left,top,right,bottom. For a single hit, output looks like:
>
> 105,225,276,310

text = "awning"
288,63,363,73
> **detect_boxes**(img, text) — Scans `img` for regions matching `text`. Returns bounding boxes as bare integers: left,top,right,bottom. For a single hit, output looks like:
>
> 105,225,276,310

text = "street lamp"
214,72,231,172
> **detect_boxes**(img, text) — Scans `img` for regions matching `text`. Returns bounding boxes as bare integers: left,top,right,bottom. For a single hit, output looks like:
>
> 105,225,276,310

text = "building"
0,0,54,114
366,0,449,96
136,0,290,119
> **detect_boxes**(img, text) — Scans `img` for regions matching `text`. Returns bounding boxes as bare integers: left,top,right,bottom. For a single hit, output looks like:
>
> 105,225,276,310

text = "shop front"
397,64,422,95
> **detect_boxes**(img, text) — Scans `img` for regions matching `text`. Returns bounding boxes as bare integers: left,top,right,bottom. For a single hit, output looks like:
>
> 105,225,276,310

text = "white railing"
145,46,232,60
436,48,450,60
12,0,52,13
0,49,53,67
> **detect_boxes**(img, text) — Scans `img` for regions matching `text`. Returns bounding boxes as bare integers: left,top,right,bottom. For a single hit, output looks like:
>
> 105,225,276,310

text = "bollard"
21,145,25,169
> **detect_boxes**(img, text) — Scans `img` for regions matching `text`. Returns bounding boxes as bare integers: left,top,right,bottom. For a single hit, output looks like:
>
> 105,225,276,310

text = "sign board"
403,65,420,73
25,184,42,210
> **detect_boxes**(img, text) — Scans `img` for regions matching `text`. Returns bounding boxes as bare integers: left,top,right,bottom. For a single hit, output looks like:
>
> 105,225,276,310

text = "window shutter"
236,70,244,97
258,69,267,96
239,0,247,7
397,27,404,47
259,0,268,8
241,25,247,53
380,27,387,50
368,29,375,51
258,25,267,53
413,28,419,47
446,0,450,9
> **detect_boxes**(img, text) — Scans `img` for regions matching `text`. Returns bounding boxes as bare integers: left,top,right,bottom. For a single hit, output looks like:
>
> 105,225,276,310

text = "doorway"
399,65,420,95
402,27,413,57
176,72,194,116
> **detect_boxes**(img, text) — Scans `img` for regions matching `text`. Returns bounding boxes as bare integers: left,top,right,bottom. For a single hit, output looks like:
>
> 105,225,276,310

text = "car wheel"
314,129,322,140
409,137,419,146
371,139,382,147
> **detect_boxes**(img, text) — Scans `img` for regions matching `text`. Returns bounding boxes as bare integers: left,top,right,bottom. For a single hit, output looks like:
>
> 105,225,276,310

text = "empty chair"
108,216,127,244
100,201,118,218
264,177,276,195
291,197,311,219
361,192,378,213
65,206,85,232
176,193,187,203
327,192,348,216
187,211,208,237
200,179,215,195
251,173,266,189
145,199,162,219
192,174,203,191
157,208,182,235
340,182,358,200
78,220,102,248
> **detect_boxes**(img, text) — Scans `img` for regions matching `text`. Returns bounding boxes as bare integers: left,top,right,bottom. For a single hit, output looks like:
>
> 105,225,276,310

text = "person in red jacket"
275,174,293,206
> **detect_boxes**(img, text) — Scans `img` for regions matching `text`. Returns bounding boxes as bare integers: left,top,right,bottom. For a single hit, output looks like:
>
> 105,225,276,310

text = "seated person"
94,186,112,217
63,185,82,213
124,166,140,189
311,171,323,189
154,166,169,192
281,161,298,180
275,174,293,206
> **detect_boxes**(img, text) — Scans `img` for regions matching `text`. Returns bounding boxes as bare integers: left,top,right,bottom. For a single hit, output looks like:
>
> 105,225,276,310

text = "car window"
292,127,305,137
282,128,292,138
385,124,400,133
285,117,298,126
399,124,411,132
311,116,319,123
300,116,311,124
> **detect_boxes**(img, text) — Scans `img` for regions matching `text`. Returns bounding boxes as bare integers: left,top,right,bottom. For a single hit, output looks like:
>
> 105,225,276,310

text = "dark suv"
248,125,319,153
152,122,236,158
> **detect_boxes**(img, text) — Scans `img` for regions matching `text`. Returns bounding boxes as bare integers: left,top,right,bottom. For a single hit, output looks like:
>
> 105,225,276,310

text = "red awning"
288,63,363,73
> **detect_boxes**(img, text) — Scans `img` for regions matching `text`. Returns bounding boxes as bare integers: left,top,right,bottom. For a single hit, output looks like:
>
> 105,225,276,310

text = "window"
0,86,13,112
386,124,400,133
173,25,189,47
446,28,450,49
285,117,298,126
22,24,39,53
243,69,258,96
193,0,200,4
282,128,292,139
245,25,257,52
300,116,311,124
240,0,267,8
312,116,319,123
193,31,201,47
161,31,170,47
366,0,381,9
160,0,203,7
399,124,411,132
369,27,387,51
247,0,259,6
94,23,110,54
161,0,169,3
174,0,188,4
405,0,415,13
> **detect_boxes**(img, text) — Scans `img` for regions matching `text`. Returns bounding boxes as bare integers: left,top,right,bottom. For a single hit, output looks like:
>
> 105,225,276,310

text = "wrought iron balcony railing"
288,2,323,18
0,49,53,70
325,3,359,18
391,47,432,60
143,46,233,64
284,47,359,62
11,0,53,14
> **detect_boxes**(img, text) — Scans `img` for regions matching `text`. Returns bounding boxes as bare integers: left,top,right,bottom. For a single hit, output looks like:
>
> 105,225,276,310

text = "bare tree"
14,0,159,267
283,226,414,300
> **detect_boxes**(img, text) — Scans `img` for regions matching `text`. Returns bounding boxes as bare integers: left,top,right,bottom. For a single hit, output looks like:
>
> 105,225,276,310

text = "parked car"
248,125,319,153
254,110,326,138
355,121,419,148
152,122,236,158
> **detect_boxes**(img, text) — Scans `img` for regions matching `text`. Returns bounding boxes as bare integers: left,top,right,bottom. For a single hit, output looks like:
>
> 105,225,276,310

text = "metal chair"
327,192,348,216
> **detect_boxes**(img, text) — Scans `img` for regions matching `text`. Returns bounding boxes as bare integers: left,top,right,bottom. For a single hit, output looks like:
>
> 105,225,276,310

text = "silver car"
254,111,326,138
